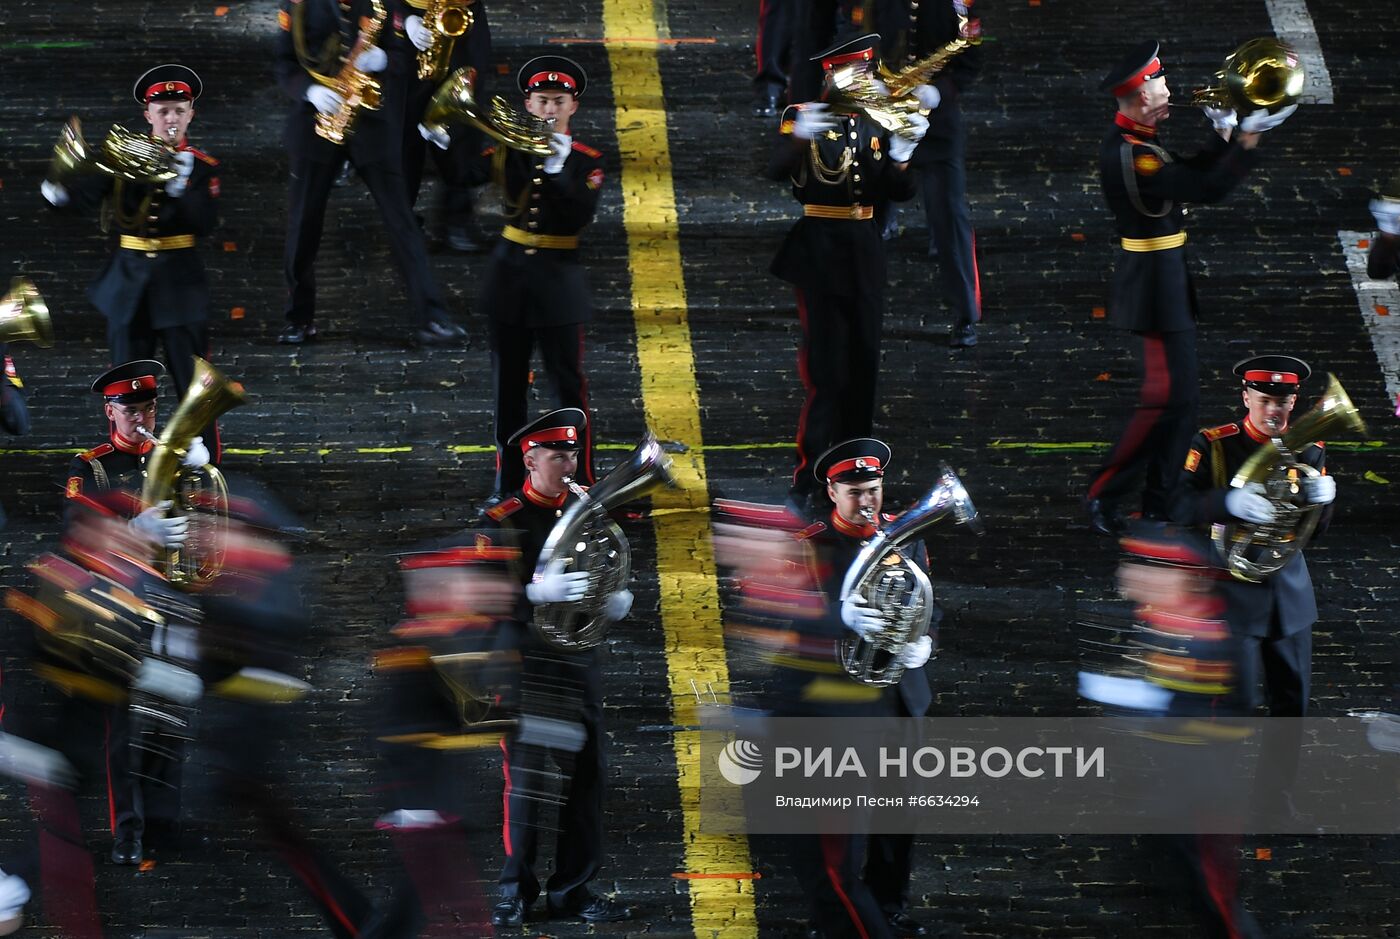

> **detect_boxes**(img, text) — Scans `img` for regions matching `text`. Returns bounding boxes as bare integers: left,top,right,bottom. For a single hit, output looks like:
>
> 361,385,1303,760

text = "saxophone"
838,465,981,686
416,0,474,82
309,0,388,144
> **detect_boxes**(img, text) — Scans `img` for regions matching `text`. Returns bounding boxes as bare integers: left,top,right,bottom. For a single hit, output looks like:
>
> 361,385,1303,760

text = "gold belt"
1121,232,1187,252
502,226,579,250
119,234,196,252
803,204,874,221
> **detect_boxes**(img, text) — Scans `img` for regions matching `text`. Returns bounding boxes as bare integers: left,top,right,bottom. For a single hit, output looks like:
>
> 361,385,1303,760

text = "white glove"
912,83,941,112
418,122,451,150
525,565,590,604
181,436,210,469
0,870,30,925
840,595,885,638
1203,106,1238,132
305,85,344,116
0,732,77,789
41,180,70,207
543,133,571,175
1225,488,1276,524
405,14,433,52
791,102,839,141
603,588,633,621
1301,474,1336,506
1238,103,1298,134
132,658,204,704
129,500,190,549
355,46,388,74
897,635,933,670
1371,198,1400,236
889,126,921,163
164,150,196,197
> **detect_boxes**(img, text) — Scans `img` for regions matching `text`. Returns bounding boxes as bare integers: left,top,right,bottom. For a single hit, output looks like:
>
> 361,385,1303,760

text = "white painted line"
1264,0,1334,104
1338,230,1400,409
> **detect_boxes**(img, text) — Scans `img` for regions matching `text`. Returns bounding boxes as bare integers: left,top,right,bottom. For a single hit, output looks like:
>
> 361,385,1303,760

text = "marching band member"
41,64,223,456
1084,41,1293,536
1368,180,1400,280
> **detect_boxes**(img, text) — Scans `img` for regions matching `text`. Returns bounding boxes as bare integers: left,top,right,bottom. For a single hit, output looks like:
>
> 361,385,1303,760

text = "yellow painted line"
602,0,757,935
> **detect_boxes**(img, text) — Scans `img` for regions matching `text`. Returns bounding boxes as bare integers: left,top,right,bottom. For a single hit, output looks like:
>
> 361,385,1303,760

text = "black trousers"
283,155,451,330
107,704,184,842
498,656,605,908
791,286,883,496
1159,834,1262,939
489,319,594,494
107,308,219,461
402,86,479,232
1087,329,1199,519
915,156,981,330
755,0,794,91
1240,627,1312,812
790,832,895,939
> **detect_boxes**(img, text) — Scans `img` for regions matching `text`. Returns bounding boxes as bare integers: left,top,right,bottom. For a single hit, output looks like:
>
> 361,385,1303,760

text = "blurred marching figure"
1368,174,1400,280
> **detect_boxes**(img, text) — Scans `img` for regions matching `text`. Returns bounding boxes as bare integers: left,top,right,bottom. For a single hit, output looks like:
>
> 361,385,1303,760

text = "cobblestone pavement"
1,0,1396,936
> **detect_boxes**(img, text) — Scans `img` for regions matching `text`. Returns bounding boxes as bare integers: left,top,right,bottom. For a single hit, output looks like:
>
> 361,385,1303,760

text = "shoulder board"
185,147,219,167
1202,423,1240,442
485,496,523,521
570,141,602,159
1121,134,1144,145
79,443,114,462
793,520,828,541
1312,440,1325,449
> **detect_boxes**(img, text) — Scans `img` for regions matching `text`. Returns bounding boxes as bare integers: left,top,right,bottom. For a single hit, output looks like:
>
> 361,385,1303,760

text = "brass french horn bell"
422,67,554,157
0,278,54,348
1191,38,1305,115
47,116,177,185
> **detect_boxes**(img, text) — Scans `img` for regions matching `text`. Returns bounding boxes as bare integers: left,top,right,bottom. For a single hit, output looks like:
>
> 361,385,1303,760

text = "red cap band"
822,48,874,71
526,71,576,92
520,425,578,451
145,80,193,102
1243,370,1298,385
1109,57,1161,97
102,375,158,396
826,456,882,480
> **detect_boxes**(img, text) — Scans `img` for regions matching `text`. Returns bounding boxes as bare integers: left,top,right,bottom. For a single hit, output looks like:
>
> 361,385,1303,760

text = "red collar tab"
111,431,154,456
526,70,577,92
1109,57,1162,98
1242,416,1281,442
523,480,568,509
822,48,874,71
825,456,882,481
520,424,578,452
1243,369,1298,385
1114,112,1156,137
103,374,158,397
830,510,878,539
145,80,193,102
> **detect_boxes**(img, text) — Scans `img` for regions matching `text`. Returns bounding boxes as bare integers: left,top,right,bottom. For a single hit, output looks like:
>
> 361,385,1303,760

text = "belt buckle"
850,205,862,219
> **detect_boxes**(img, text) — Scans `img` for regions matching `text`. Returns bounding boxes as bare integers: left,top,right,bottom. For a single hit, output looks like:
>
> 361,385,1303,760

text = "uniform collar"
1242,416,1281,443
111,430,154,456
1114,112,1157,138
523,479,568,509
830,509,877,539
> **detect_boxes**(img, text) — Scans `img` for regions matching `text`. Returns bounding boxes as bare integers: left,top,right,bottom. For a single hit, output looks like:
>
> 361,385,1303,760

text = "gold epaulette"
78,443,114,462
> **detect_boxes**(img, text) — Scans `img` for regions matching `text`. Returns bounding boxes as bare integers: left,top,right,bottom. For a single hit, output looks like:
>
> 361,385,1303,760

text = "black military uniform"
768,36,918,511
872,0,984,346
397,0,493,251
479,59,604,497
62,361,189,865
1,350,30,528
274,0,464,345
46,65,222,455
480,410,631,926
776,440,938,939
1368,180,1400,280
1085,42,1260,532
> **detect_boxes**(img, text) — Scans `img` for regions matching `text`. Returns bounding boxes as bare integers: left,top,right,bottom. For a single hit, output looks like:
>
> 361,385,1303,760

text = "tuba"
48,116,178,185
138,358,247,588
1191,38,1305,115
421,67,554,156
416,0,474,82
838,465,982,686
1212,374,1365,583
530,433,676,650
0,278,53,347
309,0,388,144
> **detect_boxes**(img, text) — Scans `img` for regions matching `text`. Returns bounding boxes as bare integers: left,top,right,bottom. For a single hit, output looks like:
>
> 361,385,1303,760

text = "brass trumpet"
47,116,177,185
1191,37,1305,115
0,278,53,347
421,67,554,157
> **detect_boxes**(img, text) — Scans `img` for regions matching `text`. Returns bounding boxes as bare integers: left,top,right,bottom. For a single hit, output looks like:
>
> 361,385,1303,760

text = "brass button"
529,207,540,214
555,509,563,518
532,177,542,185
146,252,158,258
525,248,537,256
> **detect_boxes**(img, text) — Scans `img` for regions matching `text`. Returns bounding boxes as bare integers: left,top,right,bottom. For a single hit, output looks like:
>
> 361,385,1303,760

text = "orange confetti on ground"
223,241,237,252
1255,848,1272,861
1071,232,1086,242
1095,372,1112,381
1029,0,1041,6
496,63,510,75
230,307,245,320
1338,167,1352,176
1092,306,1106,318
215,5,229,14
138,859,157,872
1376,305,1390,316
